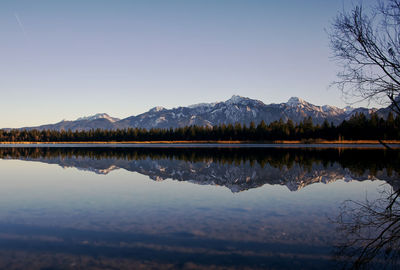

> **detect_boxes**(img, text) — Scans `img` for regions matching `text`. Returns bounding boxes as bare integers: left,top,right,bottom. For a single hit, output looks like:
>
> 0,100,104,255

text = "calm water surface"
0,146,399,269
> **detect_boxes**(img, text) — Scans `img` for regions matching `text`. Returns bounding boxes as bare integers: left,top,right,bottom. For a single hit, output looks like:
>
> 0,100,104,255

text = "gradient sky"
1,0,376,128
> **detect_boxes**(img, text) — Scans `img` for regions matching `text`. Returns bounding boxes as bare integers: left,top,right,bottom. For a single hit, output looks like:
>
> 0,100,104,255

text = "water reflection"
335,185,400,269
0,147,399,269
0,147,399,192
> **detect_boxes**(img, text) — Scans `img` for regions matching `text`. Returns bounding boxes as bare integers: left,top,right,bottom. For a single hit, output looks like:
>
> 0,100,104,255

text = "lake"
0,145,399,269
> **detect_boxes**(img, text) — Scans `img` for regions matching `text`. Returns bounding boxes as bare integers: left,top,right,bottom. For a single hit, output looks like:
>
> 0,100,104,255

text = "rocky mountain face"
16,96,391,131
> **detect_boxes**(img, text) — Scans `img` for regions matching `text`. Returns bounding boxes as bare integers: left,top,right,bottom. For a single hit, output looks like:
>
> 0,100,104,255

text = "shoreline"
0,140,400,145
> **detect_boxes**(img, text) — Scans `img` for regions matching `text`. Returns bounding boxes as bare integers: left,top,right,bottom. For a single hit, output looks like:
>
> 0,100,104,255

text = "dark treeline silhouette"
1,112,399,142
1,147,399,178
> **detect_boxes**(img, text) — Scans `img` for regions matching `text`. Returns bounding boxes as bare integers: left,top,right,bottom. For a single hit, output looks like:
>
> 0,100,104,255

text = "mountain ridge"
76,113,120,123
12,95,391,131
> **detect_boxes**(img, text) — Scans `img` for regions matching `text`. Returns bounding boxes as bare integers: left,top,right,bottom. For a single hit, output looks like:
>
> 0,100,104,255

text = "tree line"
0,112,399,142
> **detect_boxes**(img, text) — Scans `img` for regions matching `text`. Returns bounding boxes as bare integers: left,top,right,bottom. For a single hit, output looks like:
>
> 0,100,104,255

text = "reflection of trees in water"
0,147,399,179
335,185,400,269
1,147,400,265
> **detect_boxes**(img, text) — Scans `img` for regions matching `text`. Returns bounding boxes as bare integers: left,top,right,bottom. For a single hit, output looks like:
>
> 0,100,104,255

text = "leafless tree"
335,184,400,269
329,0,400,115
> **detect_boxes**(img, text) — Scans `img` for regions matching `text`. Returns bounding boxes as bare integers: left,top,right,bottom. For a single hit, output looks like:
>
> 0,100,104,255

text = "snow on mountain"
287,97,306,106
226,95,250,104
17,95,385,131
188,102,217,110
149,106,166,113
77,113,120,122
117,95,363,129
344,106,355,114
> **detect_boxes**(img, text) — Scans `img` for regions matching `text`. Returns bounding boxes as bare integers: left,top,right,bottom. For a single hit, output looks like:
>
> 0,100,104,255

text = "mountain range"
17,95,391,131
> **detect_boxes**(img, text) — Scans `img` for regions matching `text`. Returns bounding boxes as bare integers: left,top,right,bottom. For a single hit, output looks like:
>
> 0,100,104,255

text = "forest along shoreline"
1,113,399,144
1,140,400,145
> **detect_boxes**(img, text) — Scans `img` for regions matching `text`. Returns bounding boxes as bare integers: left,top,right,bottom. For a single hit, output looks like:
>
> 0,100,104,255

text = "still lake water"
0,145,399,269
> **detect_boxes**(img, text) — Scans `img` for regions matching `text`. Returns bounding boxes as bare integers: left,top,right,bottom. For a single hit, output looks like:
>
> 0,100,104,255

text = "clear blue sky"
0,0,375,128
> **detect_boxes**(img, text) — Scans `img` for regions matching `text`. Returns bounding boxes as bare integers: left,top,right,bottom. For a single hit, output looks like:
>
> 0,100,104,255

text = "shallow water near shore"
0,146,399,269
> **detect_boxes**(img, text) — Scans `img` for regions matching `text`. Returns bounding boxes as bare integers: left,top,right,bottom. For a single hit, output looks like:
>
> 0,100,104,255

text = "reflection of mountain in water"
1,147,399,192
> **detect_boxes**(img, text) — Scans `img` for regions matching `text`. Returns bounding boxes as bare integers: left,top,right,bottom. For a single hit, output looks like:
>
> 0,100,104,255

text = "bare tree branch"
334,185,400,269
329,0,400,111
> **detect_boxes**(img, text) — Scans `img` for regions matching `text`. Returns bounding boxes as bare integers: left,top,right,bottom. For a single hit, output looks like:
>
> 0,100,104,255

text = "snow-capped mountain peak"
77,113,119,122
287,97,306,106
343,106,355,114
226,95,248,104
188,102,217,109
19,95,385,131
322,105,334,112
149,106,165,113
